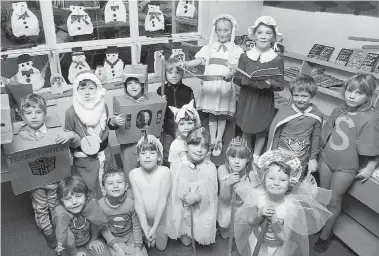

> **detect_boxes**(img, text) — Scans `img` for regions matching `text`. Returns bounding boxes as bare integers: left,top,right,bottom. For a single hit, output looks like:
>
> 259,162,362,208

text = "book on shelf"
307,44,325,58
345,50,368,69
228,64,283,81
317,46,335,61
335,48,354,66
360,53,379,72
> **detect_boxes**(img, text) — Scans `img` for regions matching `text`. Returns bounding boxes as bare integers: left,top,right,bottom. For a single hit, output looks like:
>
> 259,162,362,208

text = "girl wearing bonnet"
65,70,125,199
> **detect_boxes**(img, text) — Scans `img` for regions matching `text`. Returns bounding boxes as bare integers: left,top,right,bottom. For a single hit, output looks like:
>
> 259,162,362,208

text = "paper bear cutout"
68,52,91,83
50,73,70,94
104,0,127,23
11,2,40,37
67,6,94,37
95,65,107,84
144,4,165,32
170,48,185,62
176,0,196,18
16,58,45,92
103,49,124,83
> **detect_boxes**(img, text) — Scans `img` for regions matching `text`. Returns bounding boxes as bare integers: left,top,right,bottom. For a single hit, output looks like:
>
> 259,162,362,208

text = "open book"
228,64,283,81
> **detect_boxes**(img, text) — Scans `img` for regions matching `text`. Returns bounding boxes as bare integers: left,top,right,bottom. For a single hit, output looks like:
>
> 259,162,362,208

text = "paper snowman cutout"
67,6,94,37
154,50,164,75
16,54,45,91
95,65,107,84
144,4,165,32
103,46,124,83
170,48,185,62
11,2,40,38
176,0,196,18
68,52,91,83
104,0,127,23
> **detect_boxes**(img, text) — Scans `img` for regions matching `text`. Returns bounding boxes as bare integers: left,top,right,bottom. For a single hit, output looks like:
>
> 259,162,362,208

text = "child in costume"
233,16,284,162
166,127,218,246
65,71,124,199
180,14,243,157
54,176,124,256
129,134,171,251
267,75,323,175
17,94,76,248
217,136,258,239
98,167,148,256
314,74,379,252
168,99,200,164
157,58,195,166
234,150,332,256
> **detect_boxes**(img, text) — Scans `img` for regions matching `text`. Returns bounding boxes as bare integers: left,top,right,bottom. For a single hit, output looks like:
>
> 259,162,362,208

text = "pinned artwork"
103,46,124,83
50,74,70,94
15,54,45,92
95,65,107,84
67,6,94,37
154,49,164,75
104,0,127,23
68,52,91,84
144,3,165,32
11,2,40,38
176,0,196,18
170,48,186,62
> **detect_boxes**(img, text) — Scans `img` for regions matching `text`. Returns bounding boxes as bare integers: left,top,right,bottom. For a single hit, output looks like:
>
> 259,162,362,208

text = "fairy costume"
234,150,332,256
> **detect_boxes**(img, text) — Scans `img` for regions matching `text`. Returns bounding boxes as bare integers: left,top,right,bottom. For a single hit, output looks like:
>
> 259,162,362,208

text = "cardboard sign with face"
16,55,45,92
11,2,40,37
176,0,196,18
68,52,91,83
104,0,127,23
144,4,165,32
67,6,94,37
103,47,124,83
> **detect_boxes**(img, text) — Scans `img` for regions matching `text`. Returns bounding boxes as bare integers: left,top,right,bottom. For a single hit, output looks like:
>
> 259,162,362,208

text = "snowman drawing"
67,6,94,37
15,54,45,92
68,52,91,83
104,0,127,23
144,3,165,32
103,46,124,83
11,2,40,37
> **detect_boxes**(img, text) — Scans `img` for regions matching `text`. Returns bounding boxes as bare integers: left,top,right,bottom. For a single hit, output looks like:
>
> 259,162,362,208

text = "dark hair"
186,126,211,152
20,93,47,114
57,176,92,203
263,161,293,193
102,167,128,186
78,79,97,89
124,77,144,98
289,74,318,98
342,74,377,111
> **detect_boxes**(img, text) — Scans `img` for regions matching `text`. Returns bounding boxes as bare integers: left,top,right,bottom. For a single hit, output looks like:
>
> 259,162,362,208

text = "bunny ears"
169,100,201,124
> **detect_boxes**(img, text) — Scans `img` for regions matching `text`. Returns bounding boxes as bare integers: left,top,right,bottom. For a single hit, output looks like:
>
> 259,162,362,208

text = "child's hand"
111,113,125,126
88,240,104,255
241,76,251,86
226,172,240,187
76,252,86,256
258,203,275,218
161,95,167,100
55,131,74,144
185,188,201,205
308,159,318,173
223,72,233,82
147,227,157,246
355,166,375,183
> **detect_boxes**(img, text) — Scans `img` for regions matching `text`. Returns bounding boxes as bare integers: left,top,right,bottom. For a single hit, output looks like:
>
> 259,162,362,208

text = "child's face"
345,87,368,110
292,89,312,111
22,106,45,130
177,119,195,139
62,192,86,214
265,165,290,197
138,150,160,171
187,142,208,164
126,80,142,98
254,24,275,51
216,19,233,44
166,68,182,86
104,173,127,198
77,82,97,100
228,156,248,173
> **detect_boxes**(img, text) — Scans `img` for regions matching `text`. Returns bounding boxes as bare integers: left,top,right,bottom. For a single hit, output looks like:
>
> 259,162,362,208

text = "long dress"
234,48,284,134
166,157,218,245
195,41,243,116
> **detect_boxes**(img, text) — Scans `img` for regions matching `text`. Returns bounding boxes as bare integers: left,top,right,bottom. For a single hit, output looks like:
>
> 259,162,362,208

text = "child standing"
233,16,284,162
180,14,244,157
234,150,332,256
267,75,323,175
157,58,195,166
98,167,148,256
166,127,218,246
54,176,124,256
314,74,379,252
217,136,257,239
18,94,76,248
129,134,171,251
168,99,200,164
65,71,124,199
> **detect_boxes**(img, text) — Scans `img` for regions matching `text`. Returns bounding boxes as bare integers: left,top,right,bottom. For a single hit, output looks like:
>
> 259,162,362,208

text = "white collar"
246,47,277,63
25,123,47,134
292,103,312,114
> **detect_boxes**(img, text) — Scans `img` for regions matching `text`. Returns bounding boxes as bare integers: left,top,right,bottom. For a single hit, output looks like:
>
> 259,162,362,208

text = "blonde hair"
20,93,47,114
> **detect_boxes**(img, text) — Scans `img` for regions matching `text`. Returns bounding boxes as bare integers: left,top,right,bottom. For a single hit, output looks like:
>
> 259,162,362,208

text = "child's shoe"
212,141,222,157
313,234,332,253
43,231,57,249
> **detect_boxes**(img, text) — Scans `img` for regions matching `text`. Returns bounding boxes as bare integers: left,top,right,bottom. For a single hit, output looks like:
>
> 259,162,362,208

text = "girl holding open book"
232,16,285,162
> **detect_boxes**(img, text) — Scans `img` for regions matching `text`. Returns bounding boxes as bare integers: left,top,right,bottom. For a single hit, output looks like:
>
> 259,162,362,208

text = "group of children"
11,13,379,256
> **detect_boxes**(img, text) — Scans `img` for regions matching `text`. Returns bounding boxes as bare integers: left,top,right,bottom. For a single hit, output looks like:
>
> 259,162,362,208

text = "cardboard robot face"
106,53,119,63
18,61,34,72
